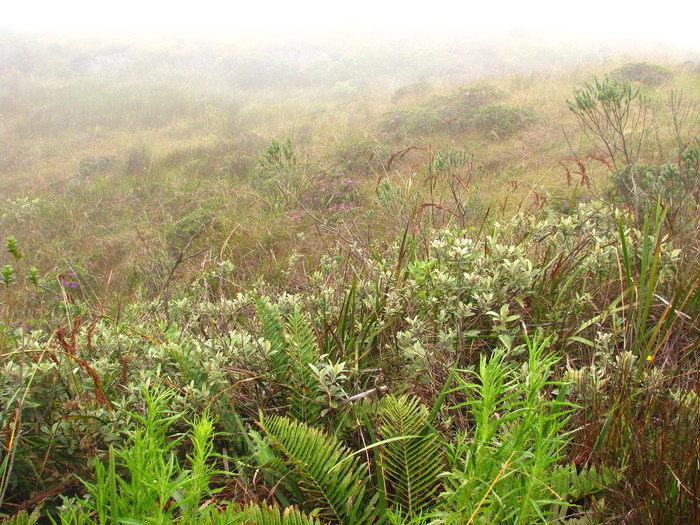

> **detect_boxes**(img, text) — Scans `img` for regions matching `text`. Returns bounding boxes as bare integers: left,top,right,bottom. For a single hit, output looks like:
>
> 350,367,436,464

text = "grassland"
1,31,700,523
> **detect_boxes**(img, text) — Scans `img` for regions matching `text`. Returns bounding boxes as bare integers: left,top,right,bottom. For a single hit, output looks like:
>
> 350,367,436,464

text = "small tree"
567,76,654,220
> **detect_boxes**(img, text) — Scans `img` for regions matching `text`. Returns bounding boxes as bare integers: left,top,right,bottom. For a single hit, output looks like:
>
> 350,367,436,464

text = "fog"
2,0,700,53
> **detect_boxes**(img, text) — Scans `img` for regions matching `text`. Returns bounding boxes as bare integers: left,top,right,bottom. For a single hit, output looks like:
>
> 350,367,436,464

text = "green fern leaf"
379,395,444,518
256,297,288,374
203,502,323,524
260,415,379,525
0,506,42,525
285,308,322,422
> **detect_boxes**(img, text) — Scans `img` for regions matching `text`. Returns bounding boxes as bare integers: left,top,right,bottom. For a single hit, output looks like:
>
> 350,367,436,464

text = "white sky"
2,0,700,50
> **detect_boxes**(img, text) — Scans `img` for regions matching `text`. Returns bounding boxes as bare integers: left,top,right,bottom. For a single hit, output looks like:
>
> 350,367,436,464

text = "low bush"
610,62,673,86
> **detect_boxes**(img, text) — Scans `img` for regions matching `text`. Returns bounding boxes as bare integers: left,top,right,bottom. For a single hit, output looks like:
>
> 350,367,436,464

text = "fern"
0,507,42,525
257,299,322,423
260,415,379,525
285,308,322,422
379,395,444,519
256,297,288,374
202,503,323,524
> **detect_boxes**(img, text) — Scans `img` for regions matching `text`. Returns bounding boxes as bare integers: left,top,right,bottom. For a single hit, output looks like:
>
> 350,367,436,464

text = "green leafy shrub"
611,138,700,222
166,208,218,248
381,84,530,140
331,138,387,176
380,107,443,140
0,198,43,226
259,138,298,176
76,155,116,178
391,81,432,103
470,103,531,137
610,62,673,86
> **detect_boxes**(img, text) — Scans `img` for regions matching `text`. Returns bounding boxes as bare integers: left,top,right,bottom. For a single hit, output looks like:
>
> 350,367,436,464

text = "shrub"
391,81,432,103
166,208,218,248
470,103,531,137
76,155,116,178
610,62,673,86
331,139,387,176
379,84,532,140
610,139,700,220
379,107,443,139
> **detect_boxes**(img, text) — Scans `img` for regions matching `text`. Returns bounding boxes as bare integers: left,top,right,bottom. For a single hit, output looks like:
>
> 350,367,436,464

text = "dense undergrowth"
1,33,700,523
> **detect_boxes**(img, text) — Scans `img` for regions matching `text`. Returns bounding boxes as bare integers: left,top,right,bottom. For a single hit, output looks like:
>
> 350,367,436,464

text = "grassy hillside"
1,32,700,523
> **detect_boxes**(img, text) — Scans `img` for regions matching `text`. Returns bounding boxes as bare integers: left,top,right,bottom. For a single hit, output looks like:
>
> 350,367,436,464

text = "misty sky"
2,0,699,50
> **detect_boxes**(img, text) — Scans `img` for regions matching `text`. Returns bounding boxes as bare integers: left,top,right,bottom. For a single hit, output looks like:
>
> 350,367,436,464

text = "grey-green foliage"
0,197,43,226
380,108,444,138
398,201,682,359
611,138,700,220
427,149,487,226
471,104,531,137
406,227,539,347
392,81,432,103
567,75,654,220
166,207,217,248
76,155,116,178
440,334,577,524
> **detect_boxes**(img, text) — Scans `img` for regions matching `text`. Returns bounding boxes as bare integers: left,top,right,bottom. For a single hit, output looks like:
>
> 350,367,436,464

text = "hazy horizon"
3,0,700,54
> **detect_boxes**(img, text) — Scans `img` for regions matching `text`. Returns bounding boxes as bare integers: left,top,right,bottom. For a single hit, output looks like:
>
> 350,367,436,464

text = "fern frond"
260,415,379,525
0,506,42,525
256,297,288,374
379,395,444,518
285,308,319,374
203,502,323,524
285,308,322,422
